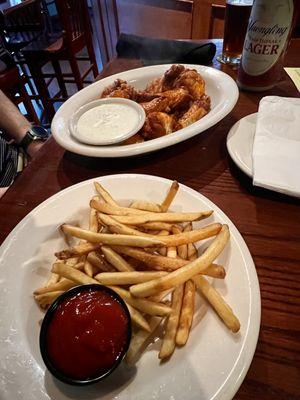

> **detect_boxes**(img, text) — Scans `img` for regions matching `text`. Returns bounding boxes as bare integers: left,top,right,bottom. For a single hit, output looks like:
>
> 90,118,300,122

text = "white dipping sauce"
76,103,140,143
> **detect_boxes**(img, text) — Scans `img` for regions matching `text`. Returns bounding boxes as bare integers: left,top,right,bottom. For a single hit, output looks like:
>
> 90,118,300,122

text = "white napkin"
252,96,300,197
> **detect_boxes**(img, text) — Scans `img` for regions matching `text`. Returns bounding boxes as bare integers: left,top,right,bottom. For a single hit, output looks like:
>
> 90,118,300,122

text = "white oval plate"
226,113,257,177
52,64,239,157
0,174,260,400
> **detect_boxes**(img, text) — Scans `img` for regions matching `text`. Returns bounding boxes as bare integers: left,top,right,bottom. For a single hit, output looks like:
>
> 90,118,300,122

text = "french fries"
111,245,225,278
35,291,64,309
55,241,100,260
91,200,151,216
84,260,94,277
95,271,167,285
193,275,240,333
34,179,240,366
172,225,187,260
126,315,163,364
176,280,195,346
159,285,184,359
52,262,99,285
45,271,60,286
184,223,198,260
161,180,179,212
110,210,213,225
34,278,75,295
130,225,230,298
61,224,164,247
130,201,162,212
86,251,114,272
110,286,172,317
139,222,174,231
126,303,151,332
158,224,221,247
94,181,118,206
99,212,220,247
84,209,99,276
101,245,134,272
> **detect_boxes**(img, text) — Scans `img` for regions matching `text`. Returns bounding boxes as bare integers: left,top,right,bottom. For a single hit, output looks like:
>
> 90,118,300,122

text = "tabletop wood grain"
0,39,300,399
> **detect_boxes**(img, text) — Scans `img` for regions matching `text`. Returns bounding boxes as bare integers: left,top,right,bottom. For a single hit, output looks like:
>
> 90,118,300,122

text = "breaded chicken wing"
145,77,163,95
160,88,191,110
135,91,160,102
142,112,174,139
173,69,205,100
161,64,185,90
140,88,190,114
140,97,170,114
176,96,210,129
101,79,138,100
145,65,185,94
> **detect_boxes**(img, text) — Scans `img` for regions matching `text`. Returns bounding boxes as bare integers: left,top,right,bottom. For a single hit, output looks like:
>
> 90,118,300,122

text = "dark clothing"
0,41,19,186
0,133,18,187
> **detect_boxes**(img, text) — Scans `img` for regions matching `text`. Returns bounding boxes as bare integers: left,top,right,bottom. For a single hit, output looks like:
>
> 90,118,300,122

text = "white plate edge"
226,113,257,178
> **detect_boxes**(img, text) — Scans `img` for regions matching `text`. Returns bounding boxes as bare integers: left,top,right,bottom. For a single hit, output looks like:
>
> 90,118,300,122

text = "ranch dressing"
76,103,140,144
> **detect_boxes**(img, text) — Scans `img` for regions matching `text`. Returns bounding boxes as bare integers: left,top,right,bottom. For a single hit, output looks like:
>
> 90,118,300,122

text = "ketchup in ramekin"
40,284,131,385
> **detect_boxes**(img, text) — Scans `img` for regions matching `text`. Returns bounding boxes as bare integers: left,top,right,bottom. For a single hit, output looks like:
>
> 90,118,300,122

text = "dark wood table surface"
1,39,300,399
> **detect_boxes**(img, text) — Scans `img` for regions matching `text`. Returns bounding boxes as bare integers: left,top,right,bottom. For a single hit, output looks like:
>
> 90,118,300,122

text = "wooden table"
1,39,300,399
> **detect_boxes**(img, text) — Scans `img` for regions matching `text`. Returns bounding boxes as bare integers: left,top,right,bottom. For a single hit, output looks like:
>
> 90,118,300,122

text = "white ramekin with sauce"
69,98,146,146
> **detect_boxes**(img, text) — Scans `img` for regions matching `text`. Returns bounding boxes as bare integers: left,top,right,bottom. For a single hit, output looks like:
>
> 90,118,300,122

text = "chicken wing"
173,68,205,100
140,88,190,114
145,65,185,95
161,64,185,91
160,88,191,110
176,95,210,129
145,77,163,95
101,79,138,100
140,97,170,114
141,112,174,140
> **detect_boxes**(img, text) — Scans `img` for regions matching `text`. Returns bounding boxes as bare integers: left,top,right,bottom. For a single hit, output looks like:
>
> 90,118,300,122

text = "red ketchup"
45,288,129,380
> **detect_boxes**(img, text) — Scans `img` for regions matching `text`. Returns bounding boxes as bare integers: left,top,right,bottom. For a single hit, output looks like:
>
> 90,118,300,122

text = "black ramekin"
39,284,132,385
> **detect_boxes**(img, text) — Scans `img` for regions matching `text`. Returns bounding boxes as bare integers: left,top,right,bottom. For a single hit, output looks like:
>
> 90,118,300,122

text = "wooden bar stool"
0,0,45,105
22,0,98,121
0,0,45,53
0,65,40,125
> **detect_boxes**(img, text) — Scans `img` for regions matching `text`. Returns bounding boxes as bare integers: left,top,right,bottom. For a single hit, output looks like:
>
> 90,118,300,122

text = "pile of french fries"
34,180,240,363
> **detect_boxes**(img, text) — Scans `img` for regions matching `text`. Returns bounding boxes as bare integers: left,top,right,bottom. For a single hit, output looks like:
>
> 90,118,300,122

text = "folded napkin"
284,68,300,92
116,33,216,66
252,96,300,197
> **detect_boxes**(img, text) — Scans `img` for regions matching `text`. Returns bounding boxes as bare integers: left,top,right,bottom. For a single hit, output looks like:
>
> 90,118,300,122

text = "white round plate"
0,174,260,400
226,113,257,177
52,64,239,157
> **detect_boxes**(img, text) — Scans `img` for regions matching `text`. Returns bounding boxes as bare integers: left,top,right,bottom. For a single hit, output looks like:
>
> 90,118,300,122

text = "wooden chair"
208,4,226,39
0,0,45,102
22,0,98,120
0,65,40,124
0,0,45,53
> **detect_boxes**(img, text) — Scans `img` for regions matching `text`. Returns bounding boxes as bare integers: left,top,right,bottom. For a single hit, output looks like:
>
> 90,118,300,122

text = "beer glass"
218,0,253,65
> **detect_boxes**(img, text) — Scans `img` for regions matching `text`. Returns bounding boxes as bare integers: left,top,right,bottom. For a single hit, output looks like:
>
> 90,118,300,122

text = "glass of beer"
218,0,253,65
